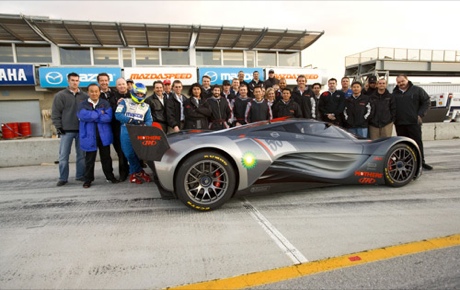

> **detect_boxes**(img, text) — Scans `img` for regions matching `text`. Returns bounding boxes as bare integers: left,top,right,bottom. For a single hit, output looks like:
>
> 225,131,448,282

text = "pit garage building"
0,13,325,137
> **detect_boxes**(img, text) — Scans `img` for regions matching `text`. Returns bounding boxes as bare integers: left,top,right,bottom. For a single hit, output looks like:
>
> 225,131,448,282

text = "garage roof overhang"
0,13,324,51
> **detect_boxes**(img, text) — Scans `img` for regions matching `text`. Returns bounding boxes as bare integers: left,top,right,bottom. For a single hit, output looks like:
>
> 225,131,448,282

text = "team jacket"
343,94,372,128
205,96,233,130
231,96,252,125
245,99,272,123
392,81,430,125
318,90,345,123
183,96,211,130
369,89,396,128
292,86,315,119
272,99,302,118
77,98,113,152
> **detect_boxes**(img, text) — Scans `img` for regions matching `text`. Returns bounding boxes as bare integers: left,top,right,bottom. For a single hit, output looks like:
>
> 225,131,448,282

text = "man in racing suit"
115,83,153,184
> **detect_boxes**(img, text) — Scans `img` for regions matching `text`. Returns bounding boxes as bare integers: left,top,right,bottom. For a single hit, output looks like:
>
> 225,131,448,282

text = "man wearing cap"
363,75,378,96
221,80,236,102
264,69,280,89
126,79,134,91
163,79,173,99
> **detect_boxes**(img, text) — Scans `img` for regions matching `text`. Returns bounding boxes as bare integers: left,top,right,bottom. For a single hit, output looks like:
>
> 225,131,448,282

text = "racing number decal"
266,139,283,151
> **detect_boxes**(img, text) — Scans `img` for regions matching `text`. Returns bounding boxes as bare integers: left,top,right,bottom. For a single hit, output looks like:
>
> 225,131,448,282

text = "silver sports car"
128,118,422,211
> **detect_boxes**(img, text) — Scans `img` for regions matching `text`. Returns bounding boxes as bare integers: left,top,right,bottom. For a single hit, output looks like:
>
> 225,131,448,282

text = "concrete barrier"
0,122,459,167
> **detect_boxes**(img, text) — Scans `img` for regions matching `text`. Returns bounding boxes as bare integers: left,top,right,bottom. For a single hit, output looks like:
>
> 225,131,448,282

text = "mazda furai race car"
127,118,422,211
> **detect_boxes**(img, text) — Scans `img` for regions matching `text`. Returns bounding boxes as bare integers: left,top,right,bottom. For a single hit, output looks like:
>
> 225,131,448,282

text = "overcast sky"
3,1,460,82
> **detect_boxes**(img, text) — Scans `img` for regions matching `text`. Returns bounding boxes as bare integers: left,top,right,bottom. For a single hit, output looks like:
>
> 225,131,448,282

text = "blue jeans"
58,132,85,182
348,127,368,138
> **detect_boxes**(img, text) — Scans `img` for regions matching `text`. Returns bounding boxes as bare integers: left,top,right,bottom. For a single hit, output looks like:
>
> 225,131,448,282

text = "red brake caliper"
214,170,221,187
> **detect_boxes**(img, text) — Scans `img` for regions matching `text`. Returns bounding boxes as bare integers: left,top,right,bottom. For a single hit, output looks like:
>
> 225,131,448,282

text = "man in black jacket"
205,85,233,130
263,69,279,88
343,81,371,138
393,74,432,170
292,74,314,119
318,78,345,127
369,78,395,140
248,70,264,98
110,77,131,181
145,80,168,132
166,80,186,133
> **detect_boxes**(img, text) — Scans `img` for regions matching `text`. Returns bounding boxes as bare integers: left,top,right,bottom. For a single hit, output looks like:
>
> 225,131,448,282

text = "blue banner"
198,67,264,85
39,67,122,88
0,64,35,86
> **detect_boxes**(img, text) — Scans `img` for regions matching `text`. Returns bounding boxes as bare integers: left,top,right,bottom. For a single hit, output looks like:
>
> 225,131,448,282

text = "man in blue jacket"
77,83,118,188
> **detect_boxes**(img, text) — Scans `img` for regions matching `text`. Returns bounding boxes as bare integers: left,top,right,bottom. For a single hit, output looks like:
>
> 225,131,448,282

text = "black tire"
175,152,236,211
384,143,417,187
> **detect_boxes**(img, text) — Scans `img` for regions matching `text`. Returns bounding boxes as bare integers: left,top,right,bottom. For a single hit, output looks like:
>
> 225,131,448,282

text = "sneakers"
106,178,120,184
56,180,67,186
129,173,143,184
83,181,91,188
76,177,85,182
422,163,433,170
139,170,152,183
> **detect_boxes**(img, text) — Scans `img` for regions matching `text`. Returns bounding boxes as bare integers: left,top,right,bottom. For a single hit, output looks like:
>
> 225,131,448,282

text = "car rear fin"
126,124,170,161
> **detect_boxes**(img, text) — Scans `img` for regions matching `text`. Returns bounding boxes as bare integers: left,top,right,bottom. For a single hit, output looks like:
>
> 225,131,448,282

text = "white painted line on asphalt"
242,198,308,265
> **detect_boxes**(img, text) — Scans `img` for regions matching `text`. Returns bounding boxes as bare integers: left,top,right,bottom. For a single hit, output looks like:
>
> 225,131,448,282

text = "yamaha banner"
198,67,264,85
0,64,35,86
39,67,122,88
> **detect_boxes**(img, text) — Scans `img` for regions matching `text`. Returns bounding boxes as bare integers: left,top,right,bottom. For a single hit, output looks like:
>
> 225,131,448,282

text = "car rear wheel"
384,144,417,187
175,152,236,211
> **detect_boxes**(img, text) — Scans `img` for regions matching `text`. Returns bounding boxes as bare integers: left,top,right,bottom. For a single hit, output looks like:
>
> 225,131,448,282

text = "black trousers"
112,123,129,180
84,136,115,182
395,124,426,163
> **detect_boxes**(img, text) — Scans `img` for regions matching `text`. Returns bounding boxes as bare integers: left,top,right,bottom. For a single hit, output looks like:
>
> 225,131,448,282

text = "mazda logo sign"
45,72,64,85
203,71,218,83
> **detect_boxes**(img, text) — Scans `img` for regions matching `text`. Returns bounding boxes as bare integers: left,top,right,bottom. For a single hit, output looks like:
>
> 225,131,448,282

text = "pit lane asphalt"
0,139,459,289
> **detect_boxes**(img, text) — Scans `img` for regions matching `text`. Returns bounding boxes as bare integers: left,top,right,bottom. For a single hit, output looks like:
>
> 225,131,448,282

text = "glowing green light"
242,152,257,169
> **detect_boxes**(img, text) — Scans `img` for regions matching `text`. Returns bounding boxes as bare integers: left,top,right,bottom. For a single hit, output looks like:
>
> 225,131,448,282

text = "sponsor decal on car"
242,152,257,169
137,135,162,146
359,177,376,184
354,171,383,179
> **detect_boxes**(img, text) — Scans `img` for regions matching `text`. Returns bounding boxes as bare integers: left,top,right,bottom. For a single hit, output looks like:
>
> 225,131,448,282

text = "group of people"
51,70,432,188
51,73,153,188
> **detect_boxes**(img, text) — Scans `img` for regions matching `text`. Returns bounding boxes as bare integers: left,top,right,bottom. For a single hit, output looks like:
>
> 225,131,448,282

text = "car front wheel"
175,152,236,211
384,144,417,187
